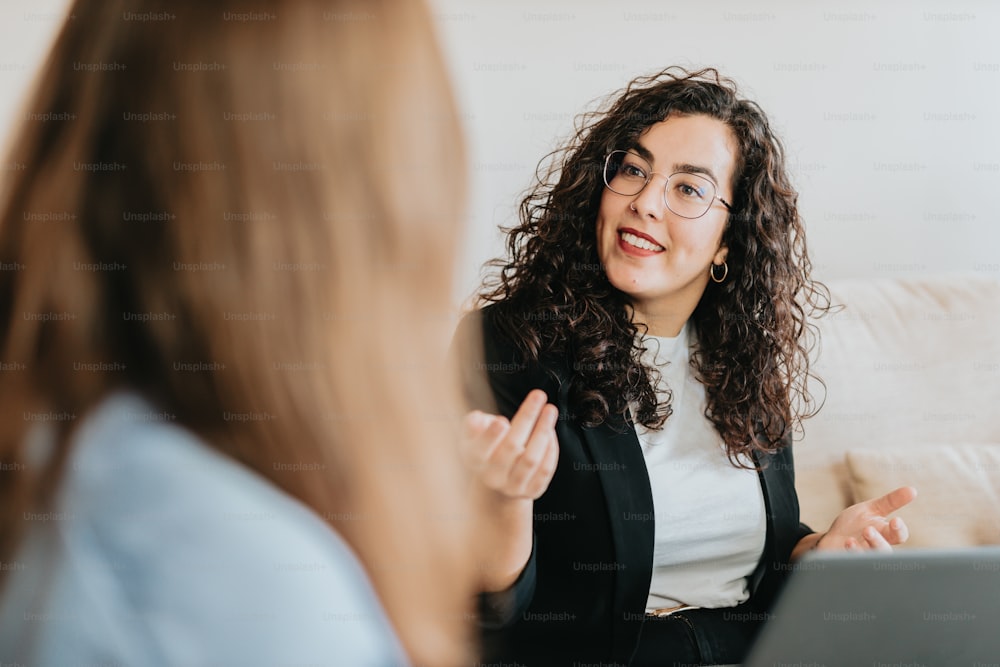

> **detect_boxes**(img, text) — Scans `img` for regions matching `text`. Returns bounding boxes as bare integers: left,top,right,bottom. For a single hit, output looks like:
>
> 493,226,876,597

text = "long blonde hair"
0,0,474,663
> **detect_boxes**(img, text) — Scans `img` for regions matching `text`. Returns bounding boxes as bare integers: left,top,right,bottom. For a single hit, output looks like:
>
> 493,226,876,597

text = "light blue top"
0,392,408,666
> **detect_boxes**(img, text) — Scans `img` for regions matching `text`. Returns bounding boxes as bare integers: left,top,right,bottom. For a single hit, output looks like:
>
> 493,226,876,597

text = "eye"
671,177,709,200
619,158,647,180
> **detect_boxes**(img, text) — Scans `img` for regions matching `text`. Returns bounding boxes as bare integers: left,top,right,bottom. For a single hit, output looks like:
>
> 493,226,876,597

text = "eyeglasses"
602,150,732,219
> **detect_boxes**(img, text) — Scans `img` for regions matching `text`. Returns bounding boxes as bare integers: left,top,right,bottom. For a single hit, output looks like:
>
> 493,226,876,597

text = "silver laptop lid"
744,547,1000,667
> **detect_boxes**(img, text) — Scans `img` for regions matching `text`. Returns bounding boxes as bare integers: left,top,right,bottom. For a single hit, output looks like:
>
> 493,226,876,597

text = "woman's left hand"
797,486,917,557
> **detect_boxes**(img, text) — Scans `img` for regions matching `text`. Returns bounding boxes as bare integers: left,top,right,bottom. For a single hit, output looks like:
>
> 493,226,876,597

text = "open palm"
816,486,917,552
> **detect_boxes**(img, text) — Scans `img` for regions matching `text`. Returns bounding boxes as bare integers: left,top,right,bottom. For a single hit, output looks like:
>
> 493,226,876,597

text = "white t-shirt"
632,324,767,611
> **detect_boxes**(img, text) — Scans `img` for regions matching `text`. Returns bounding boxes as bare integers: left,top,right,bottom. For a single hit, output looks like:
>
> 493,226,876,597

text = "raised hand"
461,390,559,590
461,389,559,500
815,486,918,552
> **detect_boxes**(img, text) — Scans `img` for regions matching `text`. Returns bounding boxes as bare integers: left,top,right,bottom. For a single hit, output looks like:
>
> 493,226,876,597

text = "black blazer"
454,306,814,667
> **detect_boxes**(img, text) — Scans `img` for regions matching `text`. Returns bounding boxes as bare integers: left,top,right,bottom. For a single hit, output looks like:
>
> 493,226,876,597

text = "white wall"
3,1,998,309
0,0,71,153
429,0,1000,305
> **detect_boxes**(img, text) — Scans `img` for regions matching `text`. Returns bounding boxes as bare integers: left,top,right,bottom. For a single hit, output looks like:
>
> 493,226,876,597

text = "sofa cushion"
794,274,1000,530
844,444,1000,547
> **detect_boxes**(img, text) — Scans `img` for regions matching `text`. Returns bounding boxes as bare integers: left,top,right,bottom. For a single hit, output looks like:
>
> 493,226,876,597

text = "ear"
713,244,728,266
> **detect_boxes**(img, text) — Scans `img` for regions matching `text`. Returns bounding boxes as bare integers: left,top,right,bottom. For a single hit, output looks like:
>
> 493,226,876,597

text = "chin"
604,271,644,300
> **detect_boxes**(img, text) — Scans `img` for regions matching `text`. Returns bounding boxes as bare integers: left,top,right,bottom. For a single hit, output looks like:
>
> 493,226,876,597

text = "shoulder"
12,392,406,666
454,302,508,358
455,302,565,372
454,304,565,414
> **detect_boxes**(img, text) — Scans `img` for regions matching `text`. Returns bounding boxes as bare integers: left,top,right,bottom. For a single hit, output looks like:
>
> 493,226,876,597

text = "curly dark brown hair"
480,66,832,465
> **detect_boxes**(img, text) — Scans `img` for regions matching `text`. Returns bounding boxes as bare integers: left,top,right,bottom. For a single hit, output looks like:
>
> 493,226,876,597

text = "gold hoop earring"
710,261,728,283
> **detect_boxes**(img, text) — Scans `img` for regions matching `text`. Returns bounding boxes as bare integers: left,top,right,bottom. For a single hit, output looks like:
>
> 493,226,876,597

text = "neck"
628,303,692,338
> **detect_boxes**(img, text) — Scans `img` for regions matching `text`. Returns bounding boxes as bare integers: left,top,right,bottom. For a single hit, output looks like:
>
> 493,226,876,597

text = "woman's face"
595,114,736,326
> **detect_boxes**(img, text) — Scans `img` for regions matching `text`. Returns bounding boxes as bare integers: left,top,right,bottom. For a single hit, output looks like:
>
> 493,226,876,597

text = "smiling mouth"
619,230,665,252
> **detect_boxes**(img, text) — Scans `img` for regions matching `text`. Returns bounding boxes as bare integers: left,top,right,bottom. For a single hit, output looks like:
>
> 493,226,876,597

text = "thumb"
867,485,918,516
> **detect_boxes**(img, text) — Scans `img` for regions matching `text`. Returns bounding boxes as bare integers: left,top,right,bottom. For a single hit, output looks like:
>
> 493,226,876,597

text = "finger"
862,526,893,552
524,423,560,499
485,390,545,456
479,427,527,489
866,486,918,517
505,389,549,451
882,516,910,545
845,537,862,552
481,390,548,482
462,410,491,439
464,414,510,466
508,404,558,493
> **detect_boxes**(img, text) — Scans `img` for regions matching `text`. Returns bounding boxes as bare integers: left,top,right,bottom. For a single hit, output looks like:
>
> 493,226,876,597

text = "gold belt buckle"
646,604,690,618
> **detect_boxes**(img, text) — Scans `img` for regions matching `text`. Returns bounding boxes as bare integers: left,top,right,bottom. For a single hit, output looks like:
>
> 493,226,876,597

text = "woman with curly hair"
455,67,917,666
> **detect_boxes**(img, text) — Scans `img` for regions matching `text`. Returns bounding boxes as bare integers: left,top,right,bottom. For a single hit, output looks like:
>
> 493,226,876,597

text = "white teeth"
620,231,664,252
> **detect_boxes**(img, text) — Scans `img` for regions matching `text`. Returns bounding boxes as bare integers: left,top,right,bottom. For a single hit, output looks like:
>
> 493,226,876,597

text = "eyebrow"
631,142,722,187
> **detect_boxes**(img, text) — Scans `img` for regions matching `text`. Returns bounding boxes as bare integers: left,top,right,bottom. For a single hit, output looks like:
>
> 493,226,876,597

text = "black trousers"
631,600,767,666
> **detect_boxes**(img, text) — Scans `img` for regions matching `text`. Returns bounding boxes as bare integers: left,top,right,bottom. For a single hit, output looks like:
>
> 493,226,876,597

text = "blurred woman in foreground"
0,1,475,664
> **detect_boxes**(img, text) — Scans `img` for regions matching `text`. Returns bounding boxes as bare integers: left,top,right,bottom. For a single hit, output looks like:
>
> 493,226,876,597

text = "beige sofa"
794,273,1000,547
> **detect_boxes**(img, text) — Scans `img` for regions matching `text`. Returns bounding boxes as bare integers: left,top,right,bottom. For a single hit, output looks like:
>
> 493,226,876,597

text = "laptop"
743,546,1000,666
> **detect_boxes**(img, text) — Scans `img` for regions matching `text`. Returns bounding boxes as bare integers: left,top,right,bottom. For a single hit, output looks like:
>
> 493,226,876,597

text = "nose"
630,173,669,220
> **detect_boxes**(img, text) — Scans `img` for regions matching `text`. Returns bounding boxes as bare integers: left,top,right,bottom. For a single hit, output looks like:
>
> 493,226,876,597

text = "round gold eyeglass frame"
603,150,733,219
